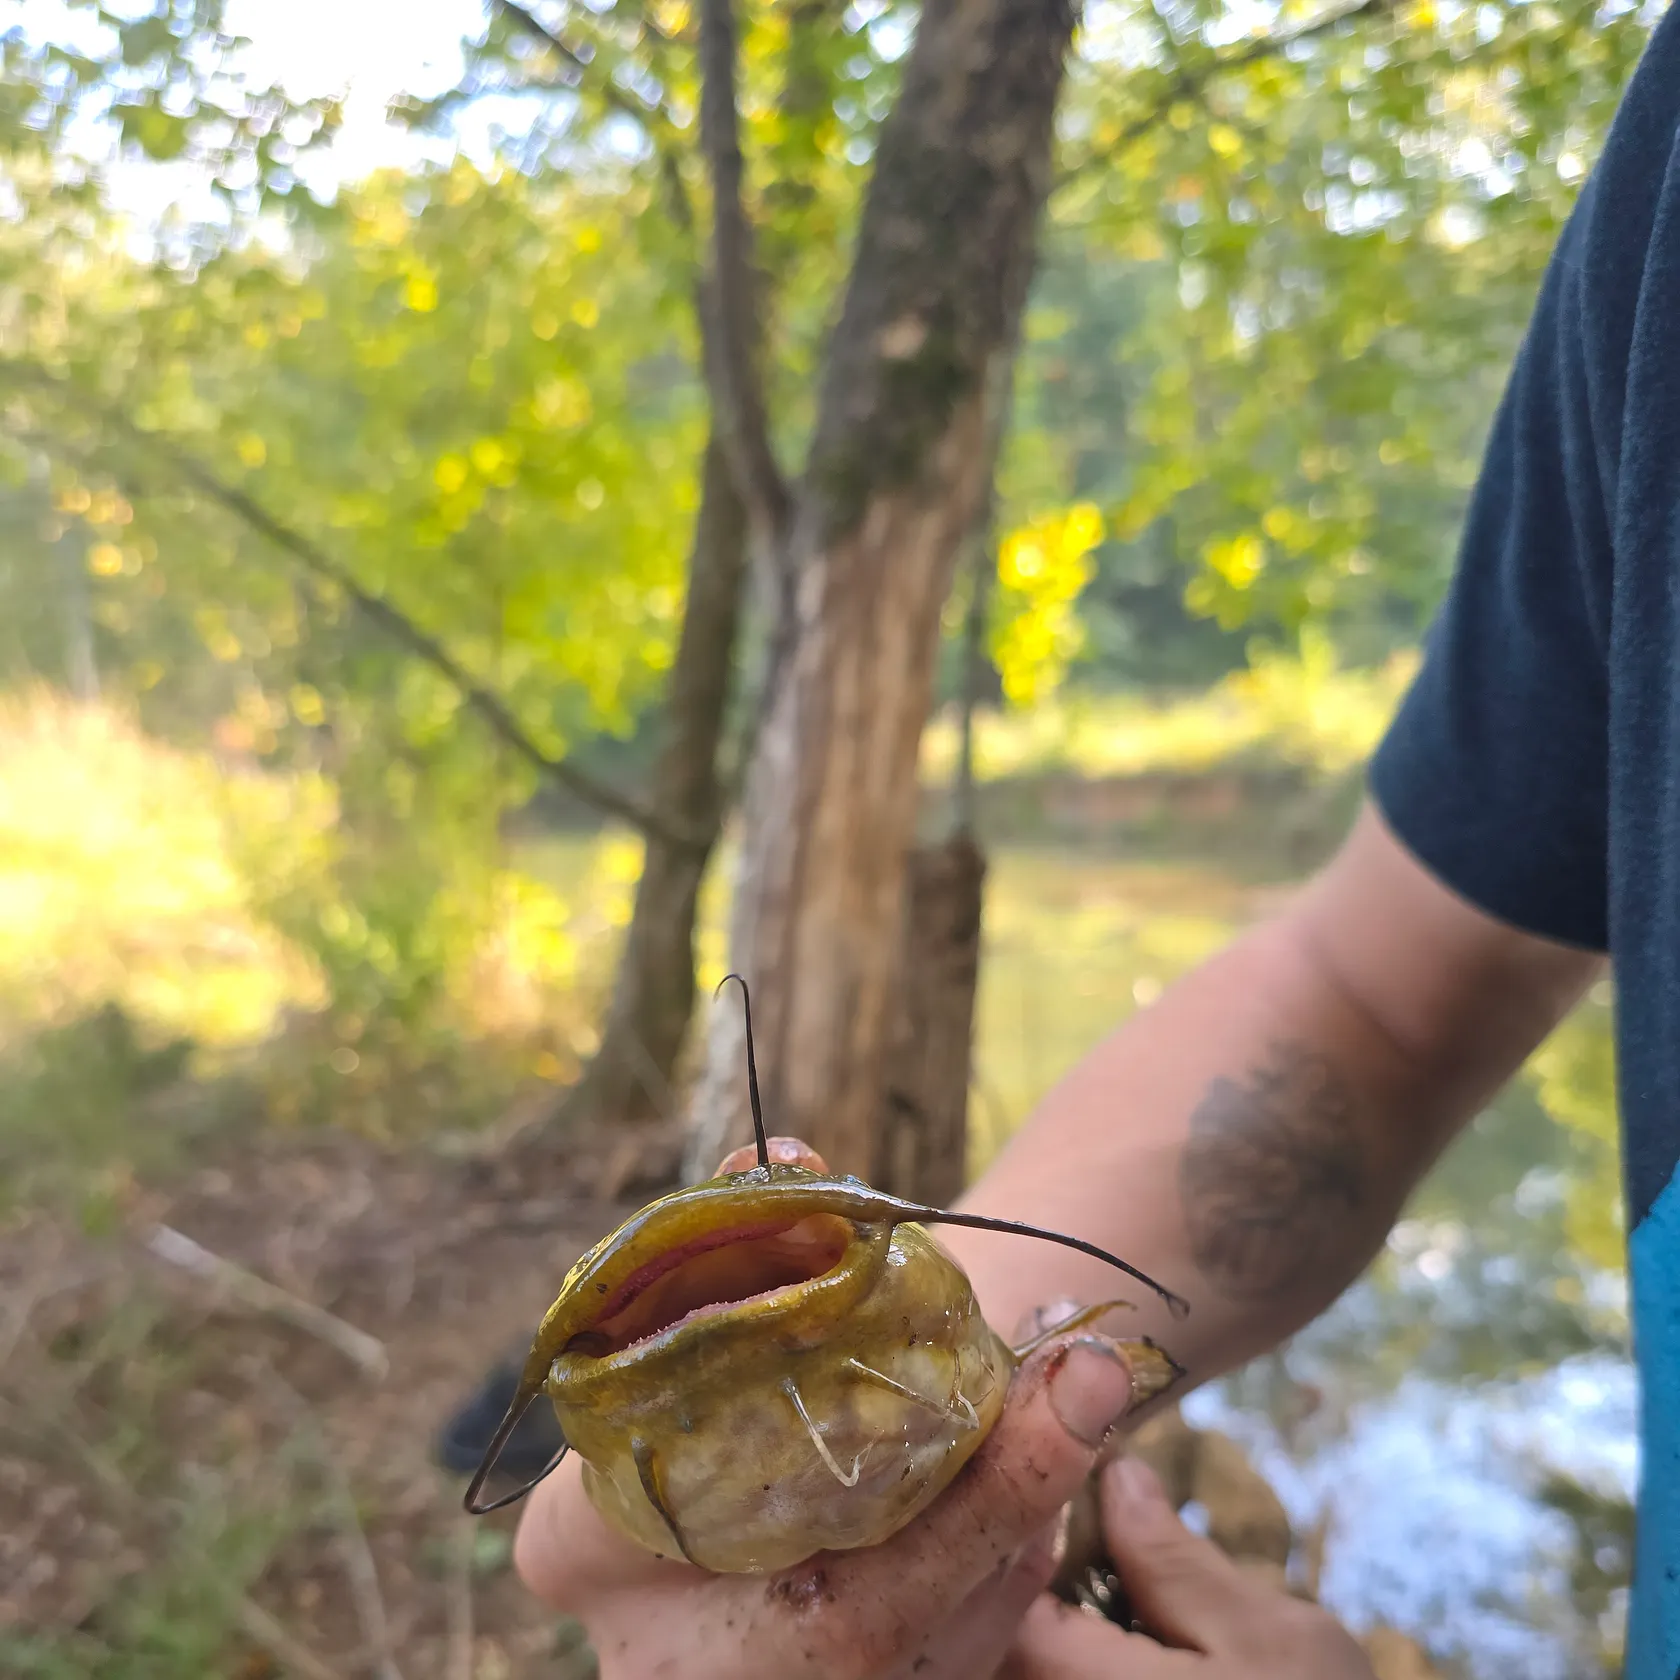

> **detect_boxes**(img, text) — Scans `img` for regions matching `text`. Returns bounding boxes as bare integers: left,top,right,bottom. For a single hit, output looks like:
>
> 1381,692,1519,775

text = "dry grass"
921,646,1418,787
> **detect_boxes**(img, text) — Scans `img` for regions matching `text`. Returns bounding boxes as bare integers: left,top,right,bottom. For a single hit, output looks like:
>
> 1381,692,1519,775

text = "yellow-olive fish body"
468,1151,1185,1573
558,1201,1011,1572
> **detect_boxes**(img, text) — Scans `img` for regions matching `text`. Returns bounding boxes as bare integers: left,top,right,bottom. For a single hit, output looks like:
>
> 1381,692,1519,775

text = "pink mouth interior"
567,1214,853,1357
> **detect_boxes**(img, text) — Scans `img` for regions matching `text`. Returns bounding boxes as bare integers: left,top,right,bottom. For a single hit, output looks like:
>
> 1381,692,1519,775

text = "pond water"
972,848,1631,1678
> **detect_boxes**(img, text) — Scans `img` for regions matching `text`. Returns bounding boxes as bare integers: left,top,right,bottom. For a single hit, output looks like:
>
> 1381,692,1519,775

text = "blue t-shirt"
1368,10,1680,1672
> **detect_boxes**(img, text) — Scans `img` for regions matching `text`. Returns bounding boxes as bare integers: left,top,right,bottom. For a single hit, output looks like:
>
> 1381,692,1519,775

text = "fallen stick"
263,1364,406,1680
237,1598,349,1680
142,1224,388,1380
445,1518,475,1680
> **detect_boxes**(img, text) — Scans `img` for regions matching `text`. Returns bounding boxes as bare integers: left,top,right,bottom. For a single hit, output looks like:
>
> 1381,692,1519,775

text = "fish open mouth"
565,1213,855,1357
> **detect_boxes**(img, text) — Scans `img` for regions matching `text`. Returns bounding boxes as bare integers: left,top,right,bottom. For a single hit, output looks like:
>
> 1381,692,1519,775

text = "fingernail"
1048,1337,1134,1447
1106,1455,1165,1509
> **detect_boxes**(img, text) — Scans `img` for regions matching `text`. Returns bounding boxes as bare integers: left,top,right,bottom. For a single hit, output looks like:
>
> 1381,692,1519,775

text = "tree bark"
568,433,749,1127
688,0,1076,1178
872,833,987,1205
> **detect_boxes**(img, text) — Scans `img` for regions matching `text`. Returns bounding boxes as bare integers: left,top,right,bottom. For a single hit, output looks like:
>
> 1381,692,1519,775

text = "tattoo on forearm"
1179,1042,1366,1303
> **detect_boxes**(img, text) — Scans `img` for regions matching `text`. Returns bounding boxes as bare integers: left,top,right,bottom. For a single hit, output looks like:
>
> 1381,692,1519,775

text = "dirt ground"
0,1117,1443,1680
0,1117,692,1679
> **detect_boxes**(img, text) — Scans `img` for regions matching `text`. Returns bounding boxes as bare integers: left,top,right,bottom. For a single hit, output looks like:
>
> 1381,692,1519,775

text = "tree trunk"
687,0,1075,1178
567,433,749,1127
872,832,987,1205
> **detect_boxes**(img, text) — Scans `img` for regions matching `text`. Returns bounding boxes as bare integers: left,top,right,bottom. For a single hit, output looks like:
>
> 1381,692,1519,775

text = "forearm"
942,807,1601,1386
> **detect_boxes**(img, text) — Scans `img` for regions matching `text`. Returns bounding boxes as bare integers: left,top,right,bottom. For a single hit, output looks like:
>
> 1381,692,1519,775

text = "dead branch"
261,1366,406,1680
332,1511,403,1680
445,1519,476,1680
237,1599,350,1680
494,0,697,237
132,433,690,848
142,1223,390,1381
0,363,706,852
697,0,792,544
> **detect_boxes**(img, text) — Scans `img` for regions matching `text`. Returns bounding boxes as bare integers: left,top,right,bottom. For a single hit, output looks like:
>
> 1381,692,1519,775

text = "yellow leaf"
1062,502,1104,554
289,684,325,727
1001,536,1045,586
571,297,600,329
434,455,468,493
237,433,267,468
87,543,123,577
533,377,592,429
1122,227,1167,263
405,272,439,313
992,505,1104,707
1208,124,1242,159
1205,533,1265,590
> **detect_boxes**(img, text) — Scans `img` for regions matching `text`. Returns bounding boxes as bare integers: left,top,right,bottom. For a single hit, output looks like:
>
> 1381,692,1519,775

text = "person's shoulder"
1582,8,1680,242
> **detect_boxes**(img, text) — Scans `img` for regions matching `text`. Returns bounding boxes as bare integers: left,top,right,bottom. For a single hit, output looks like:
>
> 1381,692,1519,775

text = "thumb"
802,1335,1137,1660
1100,1455,1264,1651
715,1136,830,1175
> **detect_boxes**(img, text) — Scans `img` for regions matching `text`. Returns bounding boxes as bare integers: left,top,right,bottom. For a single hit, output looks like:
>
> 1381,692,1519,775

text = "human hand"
1001,1456,1375,1678
512,1142,1144,1679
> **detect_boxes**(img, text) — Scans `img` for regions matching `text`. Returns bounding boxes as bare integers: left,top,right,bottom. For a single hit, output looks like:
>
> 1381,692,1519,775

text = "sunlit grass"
0,689,326,1051
0,683,1616,1240
922,645,1419,785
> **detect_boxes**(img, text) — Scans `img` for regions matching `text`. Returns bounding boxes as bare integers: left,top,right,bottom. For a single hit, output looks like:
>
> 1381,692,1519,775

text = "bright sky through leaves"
12,0,501,224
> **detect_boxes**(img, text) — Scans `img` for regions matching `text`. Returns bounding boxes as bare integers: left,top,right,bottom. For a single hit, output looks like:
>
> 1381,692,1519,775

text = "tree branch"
3,364,708,851
155,444,700,846
494,0,696,237
143,1223,390,1379
697,0,793,544
1060,0,1394,185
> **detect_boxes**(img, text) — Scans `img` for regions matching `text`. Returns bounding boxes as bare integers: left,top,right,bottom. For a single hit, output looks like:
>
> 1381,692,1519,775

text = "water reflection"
1193,993,1631,1676
970,852,1630,1674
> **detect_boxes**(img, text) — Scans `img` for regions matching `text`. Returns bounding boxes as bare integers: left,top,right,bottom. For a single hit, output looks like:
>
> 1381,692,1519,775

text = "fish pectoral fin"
843,1357,978,1433
632,1437,698,1566
782,1377,866,1488
1008,1299,1138,1362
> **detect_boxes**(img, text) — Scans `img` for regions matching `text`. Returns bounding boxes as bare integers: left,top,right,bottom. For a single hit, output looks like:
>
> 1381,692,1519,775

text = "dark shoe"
436,1360,567,1480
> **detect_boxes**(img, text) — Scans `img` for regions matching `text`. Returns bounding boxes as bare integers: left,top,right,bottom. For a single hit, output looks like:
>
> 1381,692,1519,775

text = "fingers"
513,1450,698,1607
1099,1455,1263,1650
885,1519,1062,1680
1002,1595,1200,1679
774,1334,1136,1672
715,1136,831,1175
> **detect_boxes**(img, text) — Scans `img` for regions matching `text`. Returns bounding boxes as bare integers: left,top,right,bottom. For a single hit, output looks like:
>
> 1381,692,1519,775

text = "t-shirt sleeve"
1368,188,1614,954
